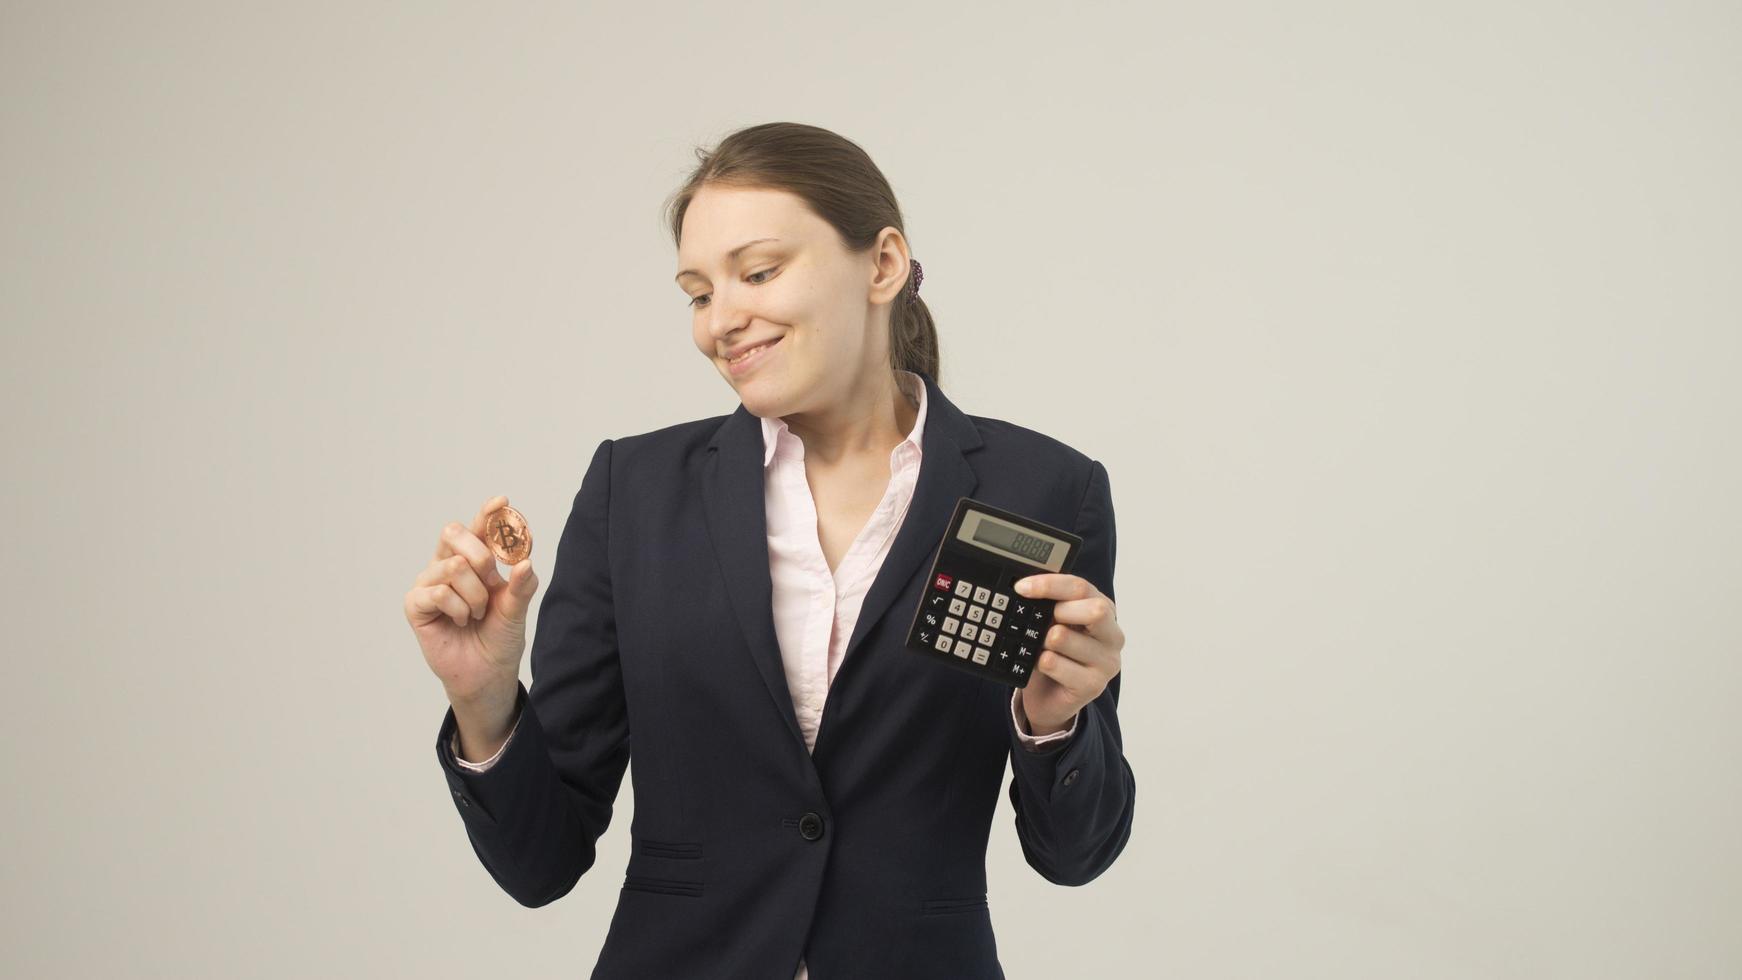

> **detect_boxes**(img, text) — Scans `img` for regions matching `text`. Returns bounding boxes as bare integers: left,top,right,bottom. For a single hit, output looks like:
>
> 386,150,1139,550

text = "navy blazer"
436,369,1136,979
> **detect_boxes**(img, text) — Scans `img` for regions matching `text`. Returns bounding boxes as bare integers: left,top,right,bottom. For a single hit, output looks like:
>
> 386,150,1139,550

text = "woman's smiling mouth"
727,335,783,375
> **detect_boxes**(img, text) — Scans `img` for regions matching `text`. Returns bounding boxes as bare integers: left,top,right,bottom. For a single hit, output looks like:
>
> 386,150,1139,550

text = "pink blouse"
451,370,1077,978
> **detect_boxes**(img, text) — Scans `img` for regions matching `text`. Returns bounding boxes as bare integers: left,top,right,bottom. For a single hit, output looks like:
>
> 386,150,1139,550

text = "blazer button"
1062,768,1080,787
798,811,825,841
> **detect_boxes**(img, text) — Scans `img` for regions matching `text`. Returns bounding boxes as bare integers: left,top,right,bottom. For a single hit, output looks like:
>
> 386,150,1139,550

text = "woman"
405,122,1135,979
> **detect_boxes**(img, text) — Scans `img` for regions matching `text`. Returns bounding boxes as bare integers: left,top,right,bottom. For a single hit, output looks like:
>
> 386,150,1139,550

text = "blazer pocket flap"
636,837,703,860
920,894,988,915
622,874,704,897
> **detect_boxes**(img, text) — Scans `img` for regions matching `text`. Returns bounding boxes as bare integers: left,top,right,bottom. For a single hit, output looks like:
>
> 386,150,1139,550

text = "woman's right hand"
404,494,541,706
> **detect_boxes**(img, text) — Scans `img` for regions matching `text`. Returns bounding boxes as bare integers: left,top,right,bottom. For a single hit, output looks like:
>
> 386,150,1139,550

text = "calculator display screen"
954,509,1070,572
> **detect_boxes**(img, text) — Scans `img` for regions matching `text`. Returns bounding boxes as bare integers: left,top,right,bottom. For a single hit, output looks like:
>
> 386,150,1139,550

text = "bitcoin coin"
484,504,532,564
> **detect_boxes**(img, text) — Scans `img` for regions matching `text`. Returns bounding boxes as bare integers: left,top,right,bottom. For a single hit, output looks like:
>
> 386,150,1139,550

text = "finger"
409,583,473,629
1041,622,1113,673
469,496,515,586
1035,646,1100,699
472,494,510,534
432,553,491,621
1049,595,1121,642
437,520,506,590
429,496,508,566
497,559,539,623
1014,573,1097,602
404,585,442,626
432,583,473,628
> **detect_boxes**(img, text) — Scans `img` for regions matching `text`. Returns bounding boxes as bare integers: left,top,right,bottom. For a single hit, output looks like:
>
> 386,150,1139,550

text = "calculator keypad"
913,570,1056,685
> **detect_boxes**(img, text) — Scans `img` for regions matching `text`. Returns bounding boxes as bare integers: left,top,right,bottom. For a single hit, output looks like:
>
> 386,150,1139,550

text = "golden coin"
484,504,532,564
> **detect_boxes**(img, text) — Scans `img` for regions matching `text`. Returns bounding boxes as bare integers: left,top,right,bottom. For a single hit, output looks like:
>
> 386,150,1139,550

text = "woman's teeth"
731,339,777,363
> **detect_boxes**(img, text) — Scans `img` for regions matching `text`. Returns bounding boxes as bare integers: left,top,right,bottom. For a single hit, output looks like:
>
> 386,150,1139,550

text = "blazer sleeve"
434,437,631,907
1004,458,1137,886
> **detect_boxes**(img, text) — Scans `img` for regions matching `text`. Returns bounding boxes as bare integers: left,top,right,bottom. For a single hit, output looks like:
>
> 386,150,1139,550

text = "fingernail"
1015,579,1031,594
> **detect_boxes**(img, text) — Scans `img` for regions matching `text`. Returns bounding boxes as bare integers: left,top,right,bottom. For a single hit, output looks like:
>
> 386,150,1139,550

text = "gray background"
4,1,1738,977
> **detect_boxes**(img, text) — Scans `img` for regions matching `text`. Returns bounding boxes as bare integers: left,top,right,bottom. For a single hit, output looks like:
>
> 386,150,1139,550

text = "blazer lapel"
702,370,986,759
835,372,982,682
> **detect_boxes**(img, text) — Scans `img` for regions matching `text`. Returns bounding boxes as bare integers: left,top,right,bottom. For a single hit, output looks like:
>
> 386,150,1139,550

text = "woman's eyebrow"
675,238,782,283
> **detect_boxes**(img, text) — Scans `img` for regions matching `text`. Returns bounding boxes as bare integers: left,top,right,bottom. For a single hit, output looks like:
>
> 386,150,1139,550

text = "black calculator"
903,496,1083,688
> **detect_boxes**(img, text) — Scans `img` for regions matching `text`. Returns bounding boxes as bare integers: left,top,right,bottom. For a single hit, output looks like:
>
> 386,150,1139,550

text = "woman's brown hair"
662,121,941,385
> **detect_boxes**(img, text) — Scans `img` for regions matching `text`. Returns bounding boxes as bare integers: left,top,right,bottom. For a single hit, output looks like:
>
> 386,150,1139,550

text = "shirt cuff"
1011,688,1077,750
449,707,522,772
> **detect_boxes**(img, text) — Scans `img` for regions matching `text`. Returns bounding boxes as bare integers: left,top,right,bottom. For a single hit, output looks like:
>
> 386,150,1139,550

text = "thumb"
502,560,539,618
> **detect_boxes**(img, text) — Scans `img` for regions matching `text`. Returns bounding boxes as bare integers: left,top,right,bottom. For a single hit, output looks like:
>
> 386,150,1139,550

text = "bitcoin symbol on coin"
485,504,532,564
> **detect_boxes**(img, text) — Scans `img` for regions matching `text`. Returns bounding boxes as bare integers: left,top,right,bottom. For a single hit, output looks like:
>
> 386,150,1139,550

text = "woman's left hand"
1011,573,1124,735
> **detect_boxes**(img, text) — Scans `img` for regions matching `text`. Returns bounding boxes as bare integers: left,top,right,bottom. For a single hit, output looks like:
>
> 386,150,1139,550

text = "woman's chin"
730,363,783,390
732,377,793,417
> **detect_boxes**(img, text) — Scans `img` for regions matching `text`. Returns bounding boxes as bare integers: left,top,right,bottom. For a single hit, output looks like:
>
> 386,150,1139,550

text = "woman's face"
676,184,904,418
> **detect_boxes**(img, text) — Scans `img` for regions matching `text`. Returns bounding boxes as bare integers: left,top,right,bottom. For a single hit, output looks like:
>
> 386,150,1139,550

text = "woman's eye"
688,268,778,309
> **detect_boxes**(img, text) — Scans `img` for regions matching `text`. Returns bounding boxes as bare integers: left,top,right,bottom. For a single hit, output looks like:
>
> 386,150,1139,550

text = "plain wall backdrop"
3,1,1738,977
